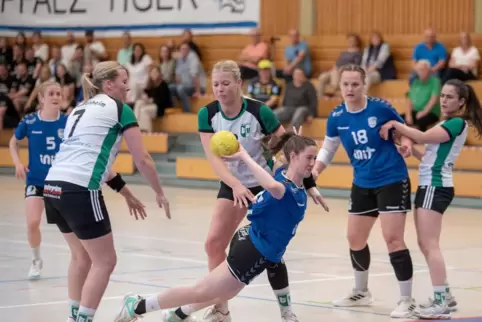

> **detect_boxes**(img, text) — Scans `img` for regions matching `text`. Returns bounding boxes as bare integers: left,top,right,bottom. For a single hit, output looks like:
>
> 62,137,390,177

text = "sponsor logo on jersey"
353,147,376,160
31,130,43,134
40,154,55,165
368,116,377,128
58,129,64,139
240,123,251,138
332,109,343,117
26,117,36,124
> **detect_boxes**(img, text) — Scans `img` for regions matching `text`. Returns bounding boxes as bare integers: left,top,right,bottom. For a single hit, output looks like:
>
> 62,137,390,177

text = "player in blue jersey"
8,81,68,279
312,64,417,318
113,132,321,322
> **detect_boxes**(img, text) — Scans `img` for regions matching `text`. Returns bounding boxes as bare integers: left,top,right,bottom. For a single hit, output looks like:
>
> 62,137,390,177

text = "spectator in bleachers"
0,37,12,67
117,31,133,66
0,63,19,130
239,28,270,80
441,32,480,84
61,31,79,67
317,33,362,98
166,39,180,59
55,63,76,113
246,59,281,109
134,65,173,132
170,42,206,113
274,67,317,129
125,43,153,105
24,47,42,79
10,61,35,114
15,32,27,49
410,28,447,84
361,31,396,92
83,30,107,66
48,45,62,77
181,29,202,61
10,45,25,75
24,64,53,113
402,60,441,131
159,45,176,84
31,31,49,62
69,45,85,87
276,28,312,82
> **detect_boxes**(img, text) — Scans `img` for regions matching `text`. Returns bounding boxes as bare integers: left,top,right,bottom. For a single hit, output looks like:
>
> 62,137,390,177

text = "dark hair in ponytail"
268,132,317,163
445,79,482,137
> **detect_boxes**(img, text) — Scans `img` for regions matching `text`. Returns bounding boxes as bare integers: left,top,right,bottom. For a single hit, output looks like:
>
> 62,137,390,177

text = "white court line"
248,269,430,288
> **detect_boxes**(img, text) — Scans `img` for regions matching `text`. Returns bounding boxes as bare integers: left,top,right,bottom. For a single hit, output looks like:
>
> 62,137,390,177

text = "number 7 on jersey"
68,109,86,138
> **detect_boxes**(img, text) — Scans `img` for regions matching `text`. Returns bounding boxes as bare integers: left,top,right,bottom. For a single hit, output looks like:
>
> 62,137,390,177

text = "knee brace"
266,258,289,290
389,249,413,281
350,244,370,271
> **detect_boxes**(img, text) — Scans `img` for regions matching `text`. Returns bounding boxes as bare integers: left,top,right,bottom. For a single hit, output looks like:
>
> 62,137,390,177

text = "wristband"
106,173,126,192
302,174,317,190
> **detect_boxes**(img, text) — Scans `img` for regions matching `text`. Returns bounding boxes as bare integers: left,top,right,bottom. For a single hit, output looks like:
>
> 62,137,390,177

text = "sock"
389,249,414,298
32,247,41,260
350,245,370,292
445,281,452,297
434,285,446,304
68,299,80,321
76,306,96,322
273,286,292,312
134,296,160,315
214,302,229,314
175,305,196,319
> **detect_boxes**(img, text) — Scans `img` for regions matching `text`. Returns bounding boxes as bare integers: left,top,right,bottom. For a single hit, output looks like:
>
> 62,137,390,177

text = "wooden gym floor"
0,176,481,322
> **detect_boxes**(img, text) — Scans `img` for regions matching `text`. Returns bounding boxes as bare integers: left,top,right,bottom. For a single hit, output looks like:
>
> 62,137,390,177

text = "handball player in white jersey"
162,60,324,322
380,79,482,319
43,61,171,322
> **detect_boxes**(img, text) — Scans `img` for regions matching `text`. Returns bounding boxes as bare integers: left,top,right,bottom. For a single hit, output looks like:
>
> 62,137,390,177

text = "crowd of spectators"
0,27,479,133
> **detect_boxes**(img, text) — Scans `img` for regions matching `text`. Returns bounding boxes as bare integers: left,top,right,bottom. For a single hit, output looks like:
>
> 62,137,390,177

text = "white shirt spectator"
84,41,106,66
33,43,49,62
451,46,480,76
62,43,78,67
125,54,153,103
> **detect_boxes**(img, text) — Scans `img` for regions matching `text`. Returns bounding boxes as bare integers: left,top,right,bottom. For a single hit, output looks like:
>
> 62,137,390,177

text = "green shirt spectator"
408,75,441,117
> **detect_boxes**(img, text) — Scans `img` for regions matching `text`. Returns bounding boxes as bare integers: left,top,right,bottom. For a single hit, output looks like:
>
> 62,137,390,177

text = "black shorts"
226,225,276,285
414,186,454,215
349,178,412,217
25,185,44,198
43,180,112,240
217,181,264,201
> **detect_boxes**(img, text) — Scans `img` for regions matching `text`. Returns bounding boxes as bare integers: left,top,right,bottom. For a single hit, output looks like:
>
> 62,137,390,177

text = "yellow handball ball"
210,131,240,157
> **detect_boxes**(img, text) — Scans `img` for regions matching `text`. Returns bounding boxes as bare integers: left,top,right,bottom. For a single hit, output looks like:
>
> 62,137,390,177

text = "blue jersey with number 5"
248,168,307,263
326,97,408,188
14,112,67,187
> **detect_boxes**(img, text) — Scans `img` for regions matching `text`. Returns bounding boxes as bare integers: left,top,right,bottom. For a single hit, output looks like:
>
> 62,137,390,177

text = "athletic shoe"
332,289,373,307
281,309,299,322
28,259,43,280
419,296,458,312
201,307,231,322
113,293,144,322
414,302,451,320
390,297,416,318
161,309,199,321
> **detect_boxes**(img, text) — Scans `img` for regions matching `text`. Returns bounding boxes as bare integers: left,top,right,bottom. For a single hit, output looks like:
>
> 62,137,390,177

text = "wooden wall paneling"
260,0,300,37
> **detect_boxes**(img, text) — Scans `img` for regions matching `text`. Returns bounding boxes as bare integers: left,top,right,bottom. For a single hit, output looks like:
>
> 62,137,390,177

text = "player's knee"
350,244,370,271
383,232,406,252
204,235,228,260
389,249,413,281
72,252,92,272
27,217,41,232
417,236,439,257
93,250,117,274
266,260,289,290
347,230,368,250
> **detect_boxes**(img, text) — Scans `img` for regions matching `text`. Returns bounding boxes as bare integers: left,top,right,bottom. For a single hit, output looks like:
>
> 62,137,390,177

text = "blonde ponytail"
81,72,100,101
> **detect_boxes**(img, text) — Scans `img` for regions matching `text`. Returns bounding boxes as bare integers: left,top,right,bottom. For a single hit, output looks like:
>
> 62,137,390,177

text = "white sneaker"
332,289,373,307
414,302,451,320
161,309,199,322
28,259,43,280
281,309,299,322
202,307,231,322
420,296,458,312
113,293,144,322
390,297,416,319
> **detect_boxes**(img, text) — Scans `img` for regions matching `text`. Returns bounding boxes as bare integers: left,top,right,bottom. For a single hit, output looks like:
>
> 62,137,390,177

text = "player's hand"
416,110,428,120
232,184,255,208
15,164,28,180
398,144,413,158
308,187,329,212
221,144,248,161
124,194,147,220
156,193,171,219
379,121,396,140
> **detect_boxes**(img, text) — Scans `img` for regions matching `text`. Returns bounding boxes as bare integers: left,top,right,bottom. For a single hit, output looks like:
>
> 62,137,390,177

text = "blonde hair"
38,80,61,96
211,60,241,82
81,61,127,101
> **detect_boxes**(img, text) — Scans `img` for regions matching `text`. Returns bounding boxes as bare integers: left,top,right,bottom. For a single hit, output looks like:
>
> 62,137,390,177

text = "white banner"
0,0,259,36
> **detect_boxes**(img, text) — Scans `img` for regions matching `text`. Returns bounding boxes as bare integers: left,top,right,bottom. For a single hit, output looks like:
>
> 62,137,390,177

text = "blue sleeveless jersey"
326,97,408,188
248,167,307,263
14,112,67,187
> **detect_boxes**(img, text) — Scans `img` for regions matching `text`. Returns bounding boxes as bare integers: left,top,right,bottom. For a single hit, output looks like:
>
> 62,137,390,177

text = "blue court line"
108,278,391,317
0,21,257,32
0,265,206,284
